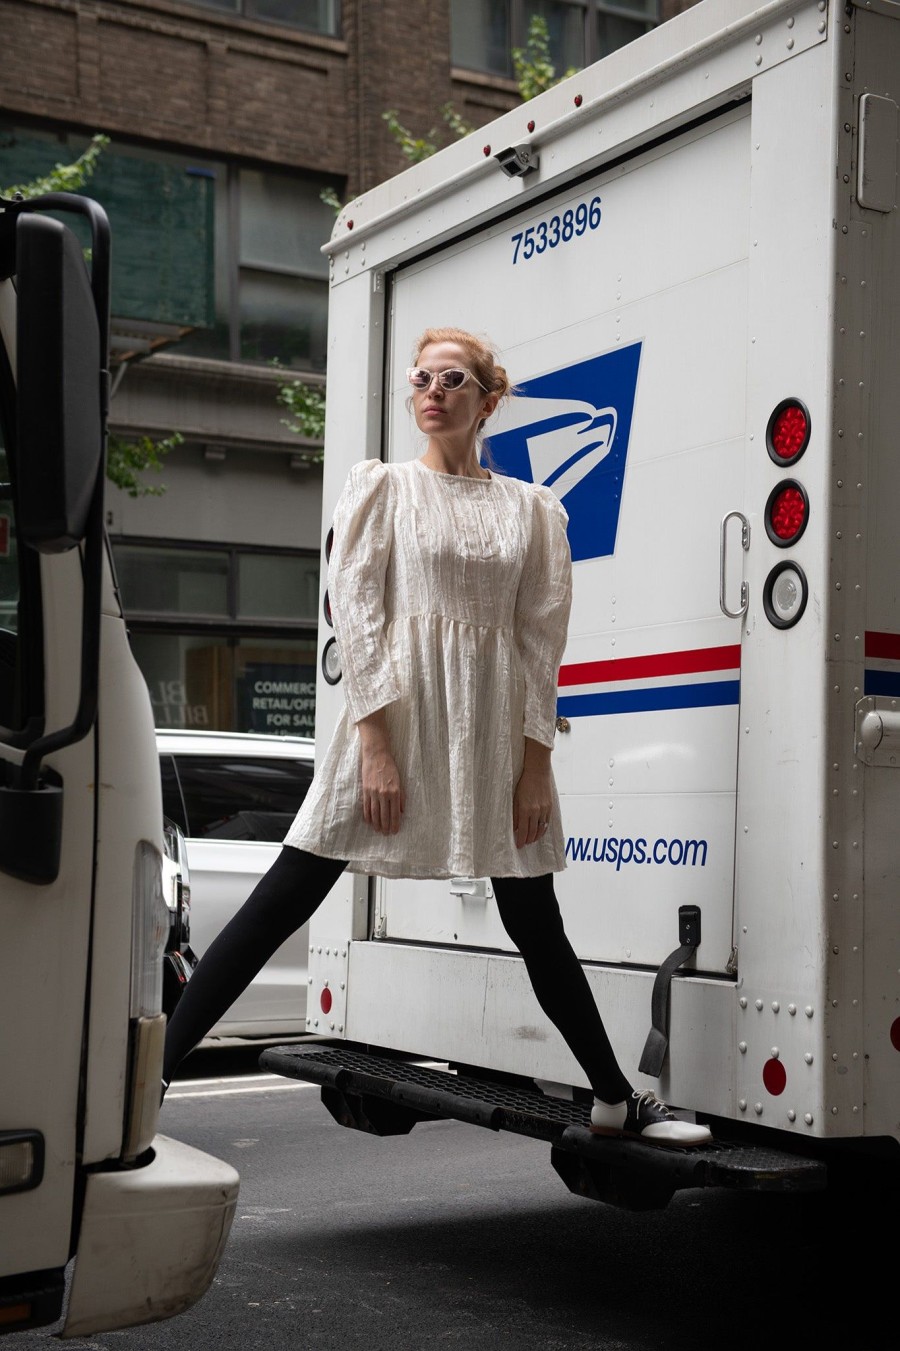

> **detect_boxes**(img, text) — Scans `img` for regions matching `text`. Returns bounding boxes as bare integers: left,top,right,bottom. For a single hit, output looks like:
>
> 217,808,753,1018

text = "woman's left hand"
513,739,553,848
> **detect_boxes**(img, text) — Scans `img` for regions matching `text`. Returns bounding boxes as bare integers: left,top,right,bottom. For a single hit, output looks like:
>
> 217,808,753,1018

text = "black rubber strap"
638,939,697,1078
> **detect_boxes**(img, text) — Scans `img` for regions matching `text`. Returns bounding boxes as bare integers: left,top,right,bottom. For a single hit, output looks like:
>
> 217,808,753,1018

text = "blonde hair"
412,327,515,409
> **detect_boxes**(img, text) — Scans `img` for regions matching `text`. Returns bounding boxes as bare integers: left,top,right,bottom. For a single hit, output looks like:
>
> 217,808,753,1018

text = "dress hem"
284,837,566,880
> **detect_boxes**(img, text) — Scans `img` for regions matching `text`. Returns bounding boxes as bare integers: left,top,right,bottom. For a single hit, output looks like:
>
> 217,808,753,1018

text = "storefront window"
129,632,318,737
113,540,319,736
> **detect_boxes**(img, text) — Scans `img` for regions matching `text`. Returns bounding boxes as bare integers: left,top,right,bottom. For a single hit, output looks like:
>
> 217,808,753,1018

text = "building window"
179,163,337,371
450,0,658,77
0,125,337,372
181,0,341,36
113,540,319,736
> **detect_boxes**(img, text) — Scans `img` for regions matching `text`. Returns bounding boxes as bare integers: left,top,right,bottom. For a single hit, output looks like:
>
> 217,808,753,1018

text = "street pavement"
10,1045,890,1350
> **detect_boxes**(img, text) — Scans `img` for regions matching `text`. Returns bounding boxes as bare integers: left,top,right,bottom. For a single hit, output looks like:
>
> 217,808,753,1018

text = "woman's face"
411,341,497,444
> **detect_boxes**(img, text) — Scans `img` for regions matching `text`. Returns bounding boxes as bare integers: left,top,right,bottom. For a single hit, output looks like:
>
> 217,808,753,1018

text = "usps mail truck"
0,193,238,1334
264,0,900,1206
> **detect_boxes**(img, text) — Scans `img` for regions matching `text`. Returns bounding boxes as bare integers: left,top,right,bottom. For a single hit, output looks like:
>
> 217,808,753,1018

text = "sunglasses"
406,366,488,392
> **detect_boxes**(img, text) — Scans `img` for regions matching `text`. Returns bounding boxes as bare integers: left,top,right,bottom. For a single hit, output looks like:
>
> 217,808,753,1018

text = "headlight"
130,840,169,1019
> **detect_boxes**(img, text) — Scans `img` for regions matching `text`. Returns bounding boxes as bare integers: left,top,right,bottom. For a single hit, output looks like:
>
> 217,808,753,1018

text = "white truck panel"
306,0,900,1151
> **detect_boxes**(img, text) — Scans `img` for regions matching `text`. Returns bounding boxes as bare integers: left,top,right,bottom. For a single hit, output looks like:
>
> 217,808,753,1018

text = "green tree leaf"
276,379,326,461
107,432,182,498
1,133,110,200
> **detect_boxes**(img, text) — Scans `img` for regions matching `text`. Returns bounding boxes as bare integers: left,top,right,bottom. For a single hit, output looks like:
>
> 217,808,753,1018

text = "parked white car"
157,729,314,1038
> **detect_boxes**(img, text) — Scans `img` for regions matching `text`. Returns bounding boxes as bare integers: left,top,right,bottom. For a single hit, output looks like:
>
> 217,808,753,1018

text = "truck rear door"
379,104,751,978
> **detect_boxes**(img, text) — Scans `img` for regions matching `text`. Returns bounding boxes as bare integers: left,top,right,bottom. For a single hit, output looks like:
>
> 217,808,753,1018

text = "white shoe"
591,1090,712,1147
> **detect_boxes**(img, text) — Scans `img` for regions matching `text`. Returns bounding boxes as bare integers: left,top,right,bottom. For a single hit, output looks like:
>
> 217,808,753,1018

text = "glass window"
126,629,318,736
248,0,340,34
180,0,340,35
129,633,223,729
238,553,320,622
239,269,329,370
239,169,333,278
115,546,230,617
596,6,652,57
450,0,657,74
234,638,318,738
160,752,188,832
452,0,512,76
174,163,231,362
173,754,314,841
531,1,586,71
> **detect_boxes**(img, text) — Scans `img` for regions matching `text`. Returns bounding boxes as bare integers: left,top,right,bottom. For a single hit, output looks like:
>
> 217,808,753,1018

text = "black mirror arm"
18,479,104,792
7,194,111,792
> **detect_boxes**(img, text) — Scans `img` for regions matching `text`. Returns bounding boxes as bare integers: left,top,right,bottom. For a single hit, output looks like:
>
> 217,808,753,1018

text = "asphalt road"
11,1045,892,1351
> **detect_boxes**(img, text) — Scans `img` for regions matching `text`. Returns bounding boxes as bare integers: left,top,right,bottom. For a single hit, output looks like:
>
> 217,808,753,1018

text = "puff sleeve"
328,459,401,724
513,486,572,748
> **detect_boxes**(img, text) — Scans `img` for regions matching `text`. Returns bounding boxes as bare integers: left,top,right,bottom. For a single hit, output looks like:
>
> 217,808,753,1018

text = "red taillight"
766,482,808,544
766,399,811,465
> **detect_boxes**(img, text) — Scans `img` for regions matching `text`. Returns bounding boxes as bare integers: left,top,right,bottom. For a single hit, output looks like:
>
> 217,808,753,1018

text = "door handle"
720,510,750,619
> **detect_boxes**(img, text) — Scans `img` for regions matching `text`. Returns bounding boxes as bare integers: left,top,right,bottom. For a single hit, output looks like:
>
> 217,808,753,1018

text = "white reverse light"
764,562,808,629
322,636,342,685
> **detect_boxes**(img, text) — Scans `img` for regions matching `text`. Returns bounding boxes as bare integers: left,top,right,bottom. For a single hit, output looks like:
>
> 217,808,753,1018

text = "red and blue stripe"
865,631,900,697
557,644,741,718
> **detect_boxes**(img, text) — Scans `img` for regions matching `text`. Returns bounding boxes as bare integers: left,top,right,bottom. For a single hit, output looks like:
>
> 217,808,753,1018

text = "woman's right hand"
357,710,405,834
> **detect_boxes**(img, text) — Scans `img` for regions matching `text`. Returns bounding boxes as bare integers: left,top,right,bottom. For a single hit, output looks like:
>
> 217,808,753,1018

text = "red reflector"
891,1017,900,1052
320,987,333,1014
769,485,807,540
763,1058,787,1096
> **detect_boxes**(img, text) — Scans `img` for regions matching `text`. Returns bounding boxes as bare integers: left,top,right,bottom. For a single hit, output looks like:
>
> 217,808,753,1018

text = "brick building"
0,0,692,736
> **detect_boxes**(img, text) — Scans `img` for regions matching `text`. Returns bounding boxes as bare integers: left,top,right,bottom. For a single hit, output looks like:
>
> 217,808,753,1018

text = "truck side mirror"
15,212,103,553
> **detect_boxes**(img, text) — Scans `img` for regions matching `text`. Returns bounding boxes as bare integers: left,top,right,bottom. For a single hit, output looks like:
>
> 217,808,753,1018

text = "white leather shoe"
591,1090,712,1147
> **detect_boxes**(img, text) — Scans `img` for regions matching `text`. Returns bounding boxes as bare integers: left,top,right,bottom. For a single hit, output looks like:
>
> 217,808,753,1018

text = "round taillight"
763,561,808,629
325,525,334,563
765,480,809,546
320,987,333,1014
323,589,333,627
766,399,811,466
321,636,342,685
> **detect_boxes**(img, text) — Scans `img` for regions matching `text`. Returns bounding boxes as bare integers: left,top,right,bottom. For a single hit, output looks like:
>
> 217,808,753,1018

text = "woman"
163,326,711,1147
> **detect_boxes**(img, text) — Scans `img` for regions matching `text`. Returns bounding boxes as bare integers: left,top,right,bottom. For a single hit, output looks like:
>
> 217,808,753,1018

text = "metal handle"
449,877,494,900
720,510,750,619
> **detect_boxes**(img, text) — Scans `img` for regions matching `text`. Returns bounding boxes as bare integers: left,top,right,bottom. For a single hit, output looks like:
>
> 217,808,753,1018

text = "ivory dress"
284,456,572,879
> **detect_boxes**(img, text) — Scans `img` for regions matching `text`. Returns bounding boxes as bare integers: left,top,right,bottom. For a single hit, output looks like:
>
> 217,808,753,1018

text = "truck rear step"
260,1045,825,1211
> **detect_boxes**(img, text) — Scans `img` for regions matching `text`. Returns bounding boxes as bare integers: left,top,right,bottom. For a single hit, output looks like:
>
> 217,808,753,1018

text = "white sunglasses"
406,366,489,392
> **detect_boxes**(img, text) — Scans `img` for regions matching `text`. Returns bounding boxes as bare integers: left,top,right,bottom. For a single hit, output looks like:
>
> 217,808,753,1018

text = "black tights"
163,847,632,1104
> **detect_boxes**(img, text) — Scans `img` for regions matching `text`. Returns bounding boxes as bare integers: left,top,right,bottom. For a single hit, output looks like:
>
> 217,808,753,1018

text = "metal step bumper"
260,1044,826,1211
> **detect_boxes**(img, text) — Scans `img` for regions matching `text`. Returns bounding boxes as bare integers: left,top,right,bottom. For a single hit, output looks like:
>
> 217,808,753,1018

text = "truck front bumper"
62,1134,239,1339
